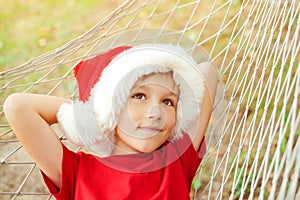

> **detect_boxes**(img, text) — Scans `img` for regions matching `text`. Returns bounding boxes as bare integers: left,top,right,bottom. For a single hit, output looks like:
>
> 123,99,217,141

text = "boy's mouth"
136,126,163,138
139,126,162,132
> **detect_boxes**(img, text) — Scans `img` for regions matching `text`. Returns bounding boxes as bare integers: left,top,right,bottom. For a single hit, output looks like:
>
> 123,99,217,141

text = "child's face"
114,72,179,154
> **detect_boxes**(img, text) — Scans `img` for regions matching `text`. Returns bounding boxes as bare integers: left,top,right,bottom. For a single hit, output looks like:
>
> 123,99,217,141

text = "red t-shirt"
42,134,206,200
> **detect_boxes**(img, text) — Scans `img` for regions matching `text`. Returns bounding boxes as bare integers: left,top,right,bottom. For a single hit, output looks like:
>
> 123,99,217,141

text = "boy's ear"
74,46,132,102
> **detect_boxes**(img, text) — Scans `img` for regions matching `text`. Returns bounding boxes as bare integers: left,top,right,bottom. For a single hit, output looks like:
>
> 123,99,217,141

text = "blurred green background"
0,0,123,71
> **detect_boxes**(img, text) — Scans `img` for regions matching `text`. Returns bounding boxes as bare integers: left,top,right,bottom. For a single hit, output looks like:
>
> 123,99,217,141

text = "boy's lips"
136,126,162,138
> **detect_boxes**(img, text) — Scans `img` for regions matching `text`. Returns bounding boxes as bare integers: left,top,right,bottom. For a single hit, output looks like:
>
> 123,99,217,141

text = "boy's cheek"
127,104,145,120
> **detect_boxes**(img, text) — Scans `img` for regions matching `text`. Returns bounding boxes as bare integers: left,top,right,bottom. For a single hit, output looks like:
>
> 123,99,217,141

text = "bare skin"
113,72,179,155
3,62,217,189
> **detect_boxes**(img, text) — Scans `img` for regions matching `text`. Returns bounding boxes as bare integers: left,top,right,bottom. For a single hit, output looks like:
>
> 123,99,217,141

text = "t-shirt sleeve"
198,137,206,158
174,134,206,184
41,143,79,200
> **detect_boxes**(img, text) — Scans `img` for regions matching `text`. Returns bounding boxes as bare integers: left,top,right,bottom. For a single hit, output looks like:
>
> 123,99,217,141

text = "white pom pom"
57,102,84,146
56,101,114,156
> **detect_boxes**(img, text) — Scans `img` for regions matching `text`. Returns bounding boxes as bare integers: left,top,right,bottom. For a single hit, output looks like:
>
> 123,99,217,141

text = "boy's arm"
4,93,70,188
188,62,218,150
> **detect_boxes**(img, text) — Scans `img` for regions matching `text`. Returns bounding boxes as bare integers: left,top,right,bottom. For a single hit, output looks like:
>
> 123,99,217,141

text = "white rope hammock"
0,0,299,199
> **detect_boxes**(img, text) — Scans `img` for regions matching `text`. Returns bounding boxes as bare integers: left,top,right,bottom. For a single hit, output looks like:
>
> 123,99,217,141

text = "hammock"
0,0,299,199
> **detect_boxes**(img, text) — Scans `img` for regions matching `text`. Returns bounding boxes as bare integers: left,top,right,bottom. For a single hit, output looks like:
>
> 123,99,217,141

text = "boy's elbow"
198,62,218,103
4,93,25,117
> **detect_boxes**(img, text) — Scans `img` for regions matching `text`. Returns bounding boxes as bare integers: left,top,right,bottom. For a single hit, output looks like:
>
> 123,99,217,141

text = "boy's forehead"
132,72,178,93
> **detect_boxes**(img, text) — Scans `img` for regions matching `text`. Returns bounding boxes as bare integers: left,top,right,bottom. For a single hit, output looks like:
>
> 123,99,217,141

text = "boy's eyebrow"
166,91,179,99
132,84,179,99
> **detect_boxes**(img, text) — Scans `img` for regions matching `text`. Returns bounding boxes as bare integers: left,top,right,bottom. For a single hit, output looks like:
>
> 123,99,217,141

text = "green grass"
0,0,122,70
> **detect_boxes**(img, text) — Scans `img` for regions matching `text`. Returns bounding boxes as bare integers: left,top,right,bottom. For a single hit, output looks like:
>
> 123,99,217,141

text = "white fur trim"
93,44,205,141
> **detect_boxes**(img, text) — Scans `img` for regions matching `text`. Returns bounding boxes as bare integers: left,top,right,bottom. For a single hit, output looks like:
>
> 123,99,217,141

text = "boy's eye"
162,99,175,106
131,93,146,100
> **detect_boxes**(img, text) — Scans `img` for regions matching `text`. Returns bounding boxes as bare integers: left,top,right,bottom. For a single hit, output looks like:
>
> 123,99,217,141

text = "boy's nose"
146,104,163,120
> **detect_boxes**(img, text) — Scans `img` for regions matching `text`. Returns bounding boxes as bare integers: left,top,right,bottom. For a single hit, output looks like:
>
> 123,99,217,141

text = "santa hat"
57,43,205,157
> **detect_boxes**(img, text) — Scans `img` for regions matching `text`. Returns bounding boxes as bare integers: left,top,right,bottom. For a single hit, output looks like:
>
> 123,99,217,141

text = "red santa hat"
57,43,205,156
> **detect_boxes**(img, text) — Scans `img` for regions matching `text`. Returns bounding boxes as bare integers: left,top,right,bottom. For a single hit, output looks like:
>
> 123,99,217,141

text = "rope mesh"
0,0,299,199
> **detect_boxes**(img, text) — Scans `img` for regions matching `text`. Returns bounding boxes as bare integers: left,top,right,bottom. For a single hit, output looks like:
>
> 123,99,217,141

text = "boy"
4,43,217,199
